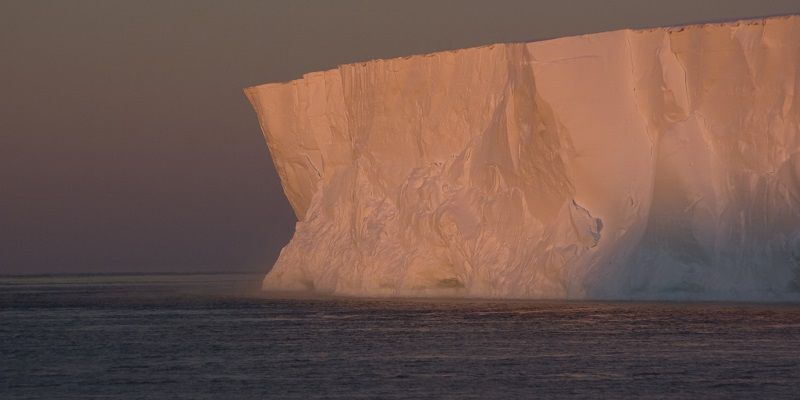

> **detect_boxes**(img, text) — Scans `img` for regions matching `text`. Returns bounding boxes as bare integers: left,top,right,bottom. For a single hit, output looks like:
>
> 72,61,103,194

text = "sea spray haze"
246,16,800,300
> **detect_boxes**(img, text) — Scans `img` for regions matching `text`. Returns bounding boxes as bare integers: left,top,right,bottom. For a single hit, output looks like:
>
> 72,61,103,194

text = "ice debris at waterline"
245,16,800,300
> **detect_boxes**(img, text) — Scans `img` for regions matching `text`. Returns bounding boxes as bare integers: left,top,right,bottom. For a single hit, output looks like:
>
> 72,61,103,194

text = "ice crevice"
245,16,800,300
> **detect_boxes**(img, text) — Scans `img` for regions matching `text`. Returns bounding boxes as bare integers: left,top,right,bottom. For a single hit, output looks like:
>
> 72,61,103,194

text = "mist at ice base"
246,16,800,302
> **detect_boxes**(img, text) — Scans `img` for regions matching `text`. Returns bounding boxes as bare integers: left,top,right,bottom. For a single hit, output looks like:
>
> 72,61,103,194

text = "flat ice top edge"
244,14,800,92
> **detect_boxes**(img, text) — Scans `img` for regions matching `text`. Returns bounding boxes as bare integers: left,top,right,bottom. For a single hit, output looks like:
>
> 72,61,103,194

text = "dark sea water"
2,274,800,399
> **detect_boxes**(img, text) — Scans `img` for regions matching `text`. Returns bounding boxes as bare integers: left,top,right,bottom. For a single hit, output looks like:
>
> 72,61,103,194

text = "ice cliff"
245,16,800,300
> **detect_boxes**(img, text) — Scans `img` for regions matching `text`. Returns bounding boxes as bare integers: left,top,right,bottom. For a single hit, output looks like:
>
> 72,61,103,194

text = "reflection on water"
2,274,800,399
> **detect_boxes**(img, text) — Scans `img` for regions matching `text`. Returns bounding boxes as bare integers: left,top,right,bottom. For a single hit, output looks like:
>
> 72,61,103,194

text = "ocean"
2,273,799,399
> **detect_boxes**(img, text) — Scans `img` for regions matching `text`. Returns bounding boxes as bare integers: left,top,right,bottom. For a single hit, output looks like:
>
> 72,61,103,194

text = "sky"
2,0,800,275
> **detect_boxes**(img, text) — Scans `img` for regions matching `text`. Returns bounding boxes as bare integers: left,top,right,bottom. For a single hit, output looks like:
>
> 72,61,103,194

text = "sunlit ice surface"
245,15,800,300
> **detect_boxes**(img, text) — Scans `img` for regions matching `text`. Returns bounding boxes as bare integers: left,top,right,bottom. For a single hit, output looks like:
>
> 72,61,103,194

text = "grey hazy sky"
2,0,799,275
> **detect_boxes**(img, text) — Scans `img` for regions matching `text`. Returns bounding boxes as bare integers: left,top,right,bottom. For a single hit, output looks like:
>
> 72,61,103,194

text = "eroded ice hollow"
246,16,800,300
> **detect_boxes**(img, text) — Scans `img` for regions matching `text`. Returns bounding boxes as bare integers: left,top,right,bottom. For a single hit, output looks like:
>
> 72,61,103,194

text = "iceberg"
245,16,800,300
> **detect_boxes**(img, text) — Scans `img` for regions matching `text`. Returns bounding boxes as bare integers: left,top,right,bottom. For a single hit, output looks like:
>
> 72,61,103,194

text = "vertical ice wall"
246,16,800,300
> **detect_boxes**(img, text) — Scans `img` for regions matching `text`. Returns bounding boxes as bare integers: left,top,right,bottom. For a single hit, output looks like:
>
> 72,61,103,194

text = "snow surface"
245,16,800,300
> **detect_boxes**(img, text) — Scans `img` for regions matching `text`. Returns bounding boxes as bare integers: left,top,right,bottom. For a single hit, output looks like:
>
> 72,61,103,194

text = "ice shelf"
246,16,800,300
